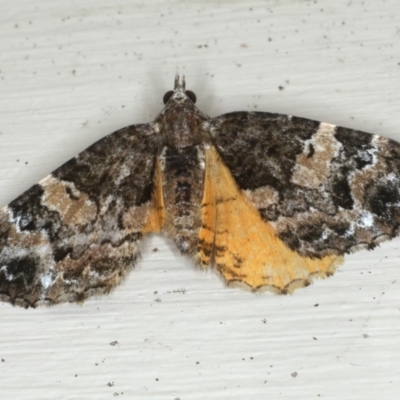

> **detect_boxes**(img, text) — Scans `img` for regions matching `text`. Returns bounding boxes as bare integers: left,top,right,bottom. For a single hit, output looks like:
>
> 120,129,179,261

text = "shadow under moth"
1,76,399,307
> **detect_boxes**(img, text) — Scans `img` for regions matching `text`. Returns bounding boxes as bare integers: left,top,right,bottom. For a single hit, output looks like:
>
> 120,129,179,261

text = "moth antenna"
174,74,186,91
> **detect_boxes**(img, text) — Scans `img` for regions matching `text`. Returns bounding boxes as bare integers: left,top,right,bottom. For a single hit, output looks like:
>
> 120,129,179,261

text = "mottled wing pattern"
210,112,400,257
0,123,159,307
198,145,342,292
202,111,400,291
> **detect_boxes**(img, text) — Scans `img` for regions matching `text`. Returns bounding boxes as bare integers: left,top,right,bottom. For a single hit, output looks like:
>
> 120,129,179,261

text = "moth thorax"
162,109,205,149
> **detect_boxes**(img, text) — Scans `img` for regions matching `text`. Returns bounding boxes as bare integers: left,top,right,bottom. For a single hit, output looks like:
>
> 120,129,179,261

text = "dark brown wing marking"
0,123,159,307
210,112,400,258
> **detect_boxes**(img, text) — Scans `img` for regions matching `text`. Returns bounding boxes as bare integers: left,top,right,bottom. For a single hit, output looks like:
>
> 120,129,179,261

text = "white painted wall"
0,1,399,399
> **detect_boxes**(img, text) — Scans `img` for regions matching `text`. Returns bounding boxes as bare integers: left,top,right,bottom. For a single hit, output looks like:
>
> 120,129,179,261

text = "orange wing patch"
198,146,343,293
142,159,165,234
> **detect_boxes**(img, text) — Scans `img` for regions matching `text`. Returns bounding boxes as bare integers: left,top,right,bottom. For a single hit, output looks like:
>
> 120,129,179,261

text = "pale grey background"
0,1,400,399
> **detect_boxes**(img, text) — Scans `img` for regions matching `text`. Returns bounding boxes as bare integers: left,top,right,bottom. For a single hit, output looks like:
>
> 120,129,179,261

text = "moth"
1,76,400,308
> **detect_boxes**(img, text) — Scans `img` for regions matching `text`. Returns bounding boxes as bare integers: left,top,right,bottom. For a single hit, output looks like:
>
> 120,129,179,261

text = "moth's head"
162,75,197,105
158,75,206,149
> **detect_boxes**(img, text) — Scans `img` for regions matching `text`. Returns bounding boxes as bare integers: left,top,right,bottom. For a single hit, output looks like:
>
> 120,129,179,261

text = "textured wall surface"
1,1,400,399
